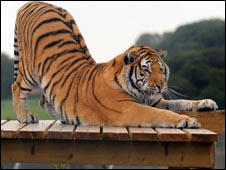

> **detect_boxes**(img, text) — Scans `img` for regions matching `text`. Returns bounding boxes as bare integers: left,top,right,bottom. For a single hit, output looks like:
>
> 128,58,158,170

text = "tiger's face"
122,46,169,104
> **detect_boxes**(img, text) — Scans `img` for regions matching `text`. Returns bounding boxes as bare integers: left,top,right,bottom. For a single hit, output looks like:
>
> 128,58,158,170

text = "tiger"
12,1,218,128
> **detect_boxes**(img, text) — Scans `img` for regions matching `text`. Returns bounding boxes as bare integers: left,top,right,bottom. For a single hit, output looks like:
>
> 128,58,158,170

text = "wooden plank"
103,126,128,141
181,110,225,134
183,129,218,142
155,128,187,142
17,120,56,139
1,139,215,168
47,121,75,139
1,120,8,125
74,125,101,140
1,120,27,138
128,127,158,141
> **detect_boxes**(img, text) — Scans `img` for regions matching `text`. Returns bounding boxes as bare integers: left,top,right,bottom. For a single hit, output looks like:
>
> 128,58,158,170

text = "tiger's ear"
124,51,139,65
157,50,167,59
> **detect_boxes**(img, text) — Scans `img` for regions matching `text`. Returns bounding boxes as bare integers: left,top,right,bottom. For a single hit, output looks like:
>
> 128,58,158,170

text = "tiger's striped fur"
12,2,218,128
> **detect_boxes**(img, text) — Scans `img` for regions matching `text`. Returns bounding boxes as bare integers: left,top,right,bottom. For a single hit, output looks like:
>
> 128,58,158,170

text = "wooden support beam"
1,139,215,168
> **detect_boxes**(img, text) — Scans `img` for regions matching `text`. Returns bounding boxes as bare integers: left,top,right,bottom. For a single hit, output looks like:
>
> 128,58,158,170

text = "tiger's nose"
156,84,164,90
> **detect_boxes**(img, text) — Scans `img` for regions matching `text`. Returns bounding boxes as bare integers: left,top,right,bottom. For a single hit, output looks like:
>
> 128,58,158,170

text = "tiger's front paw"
195,99,218,111
176,116,201,128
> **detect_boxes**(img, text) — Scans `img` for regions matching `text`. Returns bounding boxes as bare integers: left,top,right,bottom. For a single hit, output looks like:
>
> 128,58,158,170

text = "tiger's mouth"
143,85,167,95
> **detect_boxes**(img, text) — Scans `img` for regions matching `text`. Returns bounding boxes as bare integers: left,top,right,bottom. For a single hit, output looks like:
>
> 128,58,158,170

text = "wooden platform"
0,120,219,142
1,110,225,168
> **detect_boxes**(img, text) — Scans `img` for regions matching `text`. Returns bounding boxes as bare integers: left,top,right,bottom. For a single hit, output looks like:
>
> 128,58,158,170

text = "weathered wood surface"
74,125,102,140
155,128,187,142
1,139,215,168
1,120,218,142
103,126,128,140
47,120,75,139
183,129,218,142
17,120,56,139
129,127,158,141
180,110,225,134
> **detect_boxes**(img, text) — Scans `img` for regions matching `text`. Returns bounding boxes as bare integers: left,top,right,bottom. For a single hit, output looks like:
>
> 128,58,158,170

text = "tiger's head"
120,45,170,105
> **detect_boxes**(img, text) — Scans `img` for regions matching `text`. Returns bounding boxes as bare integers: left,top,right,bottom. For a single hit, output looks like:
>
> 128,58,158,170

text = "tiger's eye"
140,72,145,76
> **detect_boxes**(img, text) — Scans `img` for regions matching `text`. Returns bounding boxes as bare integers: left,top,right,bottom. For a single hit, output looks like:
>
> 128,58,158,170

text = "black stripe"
114,71,122,88
21,60,36,86
129,66,141,93
23,2,33,11
91,65,121,114
86,66,98,100
42,9,67,19
14,60,19,65
16,81,32,92
44,39,64,49
32,17,75,38
58,55,76,66
76,116,81,125
72,34,83,43
44,63,68,93
14,38,17,43
14,50,19,56
152,98,162,107
43,49,83,77
75,64,91,103
41,54,56,81
61,61,87,88
58,40,77,48
64,56,86,72
59,64,81,116
34,29,72,55
19,86,31,92
49,74,64,103
117,99,137,103
37,63,41,73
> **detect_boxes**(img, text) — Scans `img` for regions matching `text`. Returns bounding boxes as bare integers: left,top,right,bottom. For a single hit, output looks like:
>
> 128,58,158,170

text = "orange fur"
12,2,217,128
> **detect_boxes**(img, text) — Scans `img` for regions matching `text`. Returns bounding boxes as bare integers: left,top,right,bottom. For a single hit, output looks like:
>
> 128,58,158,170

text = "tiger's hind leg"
12,74,38,123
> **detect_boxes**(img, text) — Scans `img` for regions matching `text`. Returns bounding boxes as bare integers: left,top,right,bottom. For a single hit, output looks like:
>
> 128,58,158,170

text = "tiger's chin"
136,90,163,107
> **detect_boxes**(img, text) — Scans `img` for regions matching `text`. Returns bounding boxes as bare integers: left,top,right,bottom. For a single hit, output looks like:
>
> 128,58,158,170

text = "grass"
1,96,55,120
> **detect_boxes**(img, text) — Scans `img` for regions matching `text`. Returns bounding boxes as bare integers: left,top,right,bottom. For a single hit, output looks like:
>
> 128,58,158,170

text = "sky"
1,1,225,63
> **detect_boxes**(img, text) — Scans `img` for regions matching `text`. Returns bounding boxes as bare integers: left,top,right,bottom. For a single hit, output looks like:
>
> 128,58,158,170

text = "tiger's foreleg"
154,98,218,112
116,101,200,128
12,74,38,123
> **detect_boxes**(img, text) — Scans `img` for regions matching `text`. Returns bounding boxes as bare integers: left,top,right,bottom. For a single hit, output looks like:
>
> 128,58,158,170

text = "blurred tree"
136,33,162,49
1,53,14,99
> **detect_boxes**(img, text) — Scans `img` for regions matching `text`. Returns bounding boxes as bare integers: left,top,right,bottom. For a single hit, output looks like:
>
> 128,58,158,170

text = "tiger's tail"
13,24,19,82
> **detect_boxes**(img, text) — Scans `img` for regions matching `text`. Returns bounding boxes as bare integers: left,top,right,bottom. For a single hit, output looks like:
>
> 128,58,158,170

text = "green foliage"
52,163,68,169
136,19,225,109
1,53,14,99
1,97,56,120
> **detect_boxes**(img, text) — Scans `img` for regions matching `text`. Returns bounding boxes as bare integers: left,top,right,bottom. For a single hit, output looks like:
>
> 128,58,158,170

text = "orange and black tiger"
12,1,218,128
